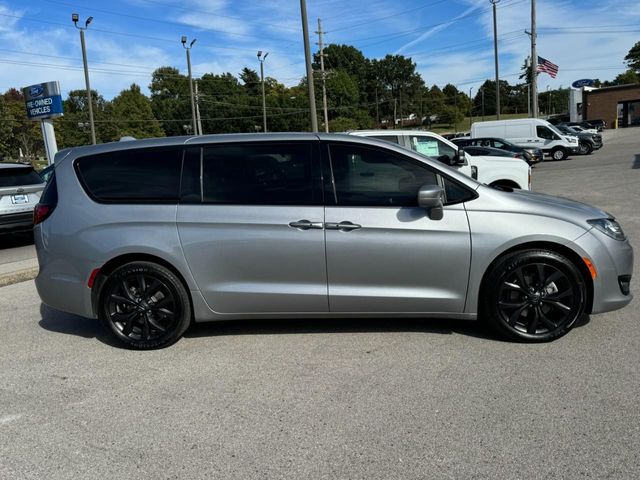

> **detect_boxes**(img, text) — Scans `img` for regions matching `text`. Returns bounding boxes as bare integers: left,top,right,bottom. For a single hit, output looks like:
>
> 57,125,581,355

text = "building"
582,83,640,128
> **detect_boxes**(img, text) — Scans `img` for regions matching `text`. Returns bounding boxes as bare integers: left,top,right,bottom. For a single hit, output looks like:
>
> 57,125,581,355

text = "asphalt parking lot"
1,130,639,479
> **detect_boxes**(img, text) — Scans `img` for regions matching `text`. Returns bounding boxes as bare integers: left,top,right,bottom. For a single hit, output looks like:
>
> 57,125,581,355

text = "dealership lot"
1,130,638,479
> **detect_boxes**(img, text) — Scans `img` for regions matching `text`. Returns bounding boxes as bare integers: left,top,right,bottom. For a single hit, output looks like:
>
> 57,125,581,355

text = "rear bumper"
0,211,33,233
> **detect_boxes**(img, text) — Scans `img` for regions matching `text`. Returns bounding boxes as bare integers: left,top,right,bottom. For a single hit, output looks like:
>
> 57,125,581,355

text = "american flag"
537,56,559,78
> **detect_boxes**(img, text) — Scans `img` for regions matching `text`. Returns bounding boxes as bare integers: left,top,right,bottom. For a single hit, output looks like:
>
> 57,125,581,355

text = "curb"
0,267,39,288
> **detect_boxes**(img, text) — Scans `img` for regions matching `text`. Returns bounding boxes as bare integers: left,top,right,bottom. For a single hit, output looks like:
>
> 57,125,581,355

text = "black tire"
481,250,586,342
98,262,192,349
550,147,568,161
578,141,593,155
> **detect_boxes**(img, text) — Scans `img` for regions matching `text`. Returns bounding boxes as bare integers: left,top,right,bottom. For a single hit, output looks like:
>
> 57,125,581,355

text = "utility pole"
195,80,202,135
257,51,269,133
72,13,96,145
490,0,501,119
469,87,474,128
530,0,538,118
315,19,329,133
481,88,485,121
300,0,318,132
181,36,198,135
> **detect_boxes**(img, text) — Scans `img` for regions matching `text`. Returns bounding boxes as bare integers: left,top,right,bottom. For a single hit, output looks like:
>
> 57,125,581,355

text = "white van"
349,130,531,190
471,118,579,161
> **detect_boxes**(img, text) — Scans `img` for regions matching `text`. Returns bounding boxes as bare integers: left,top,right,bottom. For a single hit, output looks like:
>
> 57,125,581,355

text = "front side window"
409,135,456,160
328,144,438,207
202,143,317,205
536,126,559,140
76,147,182,202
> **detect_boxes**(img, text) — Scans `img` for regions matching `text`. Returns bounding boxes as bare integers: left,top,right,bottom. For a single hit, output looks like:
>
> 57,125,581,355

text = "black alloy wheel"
483,250,586,342
578,141,593,155
99,262,191,349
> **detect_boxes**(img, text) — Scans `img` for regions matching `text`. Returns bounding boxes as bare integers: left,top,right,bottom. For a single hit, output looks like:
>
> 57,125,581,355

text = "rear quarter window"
75,146,183,203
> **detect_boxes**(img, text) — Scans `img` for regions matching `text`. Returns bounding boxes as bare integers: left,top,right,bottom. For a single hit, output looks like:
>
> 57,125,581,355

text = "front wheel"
481,250,587,342
550,147,568,160
98,262,192,349
578,141,593,155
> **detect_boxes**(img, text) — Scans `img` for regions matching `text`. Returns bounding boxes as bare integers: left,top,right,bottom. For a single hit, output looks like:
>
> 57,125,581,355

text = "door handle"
289,219,323,230
325,221,361,231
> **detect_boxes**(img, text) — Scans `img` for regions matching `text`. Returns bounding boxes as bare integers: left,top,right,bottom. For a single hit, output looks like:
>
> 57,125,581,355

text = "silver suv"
34,134,633,349
0,163,45,234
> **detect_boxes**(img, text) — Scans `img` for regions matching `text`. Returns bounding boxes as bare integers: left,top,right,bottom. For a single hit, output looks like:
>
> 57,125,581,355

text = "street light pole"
72,13,96,145
300,0,318,132
469,87,474,128
182,36,198,135
490,0,501,119
257,51,269,133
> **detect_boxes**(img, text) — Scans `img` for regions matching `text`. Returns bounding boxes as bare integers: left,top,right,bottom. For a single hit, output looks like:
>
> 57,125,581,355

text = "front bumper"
573,229,634,314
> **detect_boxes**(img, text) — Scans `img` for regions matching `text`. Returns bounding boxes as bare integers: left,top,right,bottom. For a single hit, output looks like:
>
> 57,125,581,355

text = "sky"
0,0,639,100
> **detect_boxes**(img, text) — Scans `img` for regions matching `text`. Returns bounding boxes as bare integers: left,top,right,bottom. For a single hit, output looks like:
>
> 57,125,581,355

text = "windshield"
547,124,565,137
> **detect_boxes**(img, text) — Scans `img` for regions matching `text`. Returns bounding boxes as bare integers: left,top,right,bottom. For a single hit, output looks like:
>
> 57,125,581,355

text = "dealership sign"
571,79,596,89
22,81,64,120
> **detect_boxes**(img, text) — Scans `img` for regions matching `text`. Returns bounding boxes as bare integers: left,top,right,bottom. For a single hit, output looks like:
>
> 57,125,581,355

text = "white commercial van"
350,130,531,190
471,118,579,161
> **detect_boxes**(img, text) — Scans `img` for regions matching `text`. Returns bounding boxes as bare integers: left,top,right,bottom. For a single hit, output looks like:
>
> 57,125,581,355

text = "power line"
41,0,299,41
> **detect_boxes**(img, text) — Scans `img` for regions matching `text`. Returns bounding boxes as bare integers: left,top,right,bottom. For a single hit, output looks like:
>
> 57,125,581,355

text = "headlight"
587,218,626,241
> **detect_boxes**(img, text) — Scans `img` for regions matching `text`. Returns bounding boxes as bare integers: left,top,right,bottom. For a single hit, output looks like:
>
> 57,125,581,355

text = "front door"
323,142,472,314
177,141,328,314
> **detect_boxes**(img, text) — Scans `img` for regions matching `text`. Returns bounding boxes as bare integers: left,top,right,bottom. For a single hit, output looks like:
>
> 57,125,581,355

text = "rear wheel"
481,250,586,342
550,147,568,160
98,262,192,349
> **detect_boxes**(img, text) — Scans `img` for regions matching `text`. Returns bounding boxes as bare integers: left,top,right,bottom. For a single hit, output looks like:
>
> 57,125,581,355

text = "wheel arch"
489,179,521,189
91,253,194,318
478,240,594,315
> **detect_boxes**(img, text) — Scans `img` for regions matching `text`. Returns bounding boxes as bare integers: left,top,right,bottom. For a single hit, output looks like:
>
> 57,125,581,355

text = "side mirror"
454,148,466,165
417,184,445,220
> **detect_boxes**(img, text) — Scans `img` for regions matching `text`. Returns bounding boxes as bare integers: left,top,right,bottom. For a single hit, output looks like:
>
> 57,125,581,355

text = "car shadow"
38,303,591,347
0,231,34,249
38,304,121,348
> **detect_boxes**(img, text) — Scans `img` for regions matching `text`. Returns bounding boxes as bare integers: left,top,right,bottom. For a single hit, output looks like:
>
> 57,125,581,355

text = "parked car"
471,118,580,160
566,121,602,132
563,124,599,136
0,163,46,234
452,137,543,165
555,125,603,155
587,119,606,131
454,145,526,159
34,134,633,349
350,130,531,190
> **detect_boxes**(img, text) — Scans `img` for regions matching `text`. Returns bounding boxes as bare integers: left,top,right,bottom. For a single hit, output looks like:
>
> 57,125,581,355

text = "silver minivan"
34,134,633,349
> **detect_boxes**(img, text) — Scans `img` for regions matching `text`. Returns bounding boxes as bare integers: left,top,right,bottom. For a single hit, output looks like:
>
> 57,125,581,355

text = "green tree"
624,41,640,72
54,89,117,147
3,88,43,160
240,67,261,96
111,84,164,139
0,95,14,160
329,116,360,132
149,67,191,136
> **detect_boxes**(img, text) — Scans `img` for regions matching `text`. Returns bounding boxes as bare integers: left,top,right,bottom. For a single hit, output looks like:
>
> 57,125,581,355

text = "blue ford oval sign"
572,79,595,88
28,85,44,98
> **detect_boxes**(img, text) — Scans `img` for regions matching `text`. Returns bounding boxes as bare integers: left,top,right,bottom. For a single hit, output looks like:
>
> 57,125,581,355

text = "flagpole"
531,0,538,118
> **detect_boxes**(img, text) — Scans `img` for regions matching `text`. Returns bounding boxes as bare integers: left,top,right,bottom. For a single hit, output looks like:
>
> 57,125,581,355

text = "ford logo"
571,79,595,89
29,85,44,98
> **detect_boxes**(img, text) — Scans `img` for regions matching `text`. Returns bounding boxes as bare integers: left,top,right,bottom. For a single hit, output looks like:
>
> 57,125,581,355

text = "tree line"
1,41,638,162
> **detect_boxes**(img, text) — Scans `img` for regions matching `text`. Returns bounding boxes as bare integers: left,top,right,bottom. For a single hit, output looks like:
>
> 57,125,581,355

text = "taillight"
33,203,55,225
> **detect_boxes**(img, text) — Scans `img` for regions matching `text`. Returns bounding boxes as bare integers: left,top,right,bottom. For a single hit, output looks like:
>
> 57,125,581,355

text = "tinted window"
369,135,400,144
408,135,456,159
0,167,43,187
536,126,558,140
443,177,474,204
328,144,437,207
202,143,317,205
76,147,183,202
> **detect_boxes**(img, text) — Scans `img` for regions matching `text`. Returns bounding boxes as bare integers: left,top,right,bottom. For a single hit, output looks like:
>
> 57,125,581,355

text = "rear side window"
75,147,183,202
0,167,43,187
202,143,318,205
